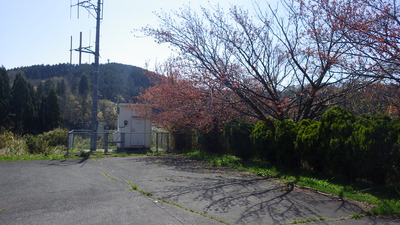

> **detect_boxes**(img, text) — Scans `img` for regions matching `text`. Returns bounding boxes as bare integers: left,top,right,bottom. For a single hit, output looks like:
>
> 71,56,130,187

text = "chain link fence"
68,129,169,154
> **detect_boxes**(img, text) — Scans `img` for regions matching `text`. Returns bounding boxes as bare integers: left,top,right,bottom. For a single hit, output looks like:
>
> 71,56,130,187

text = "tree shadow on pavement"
43,157,90,167
138,155,366,225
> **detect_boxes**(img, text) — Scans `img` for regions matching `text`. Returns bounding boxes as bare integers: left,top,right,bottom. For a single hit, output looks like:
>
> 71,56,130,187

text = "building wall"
117,103,151,148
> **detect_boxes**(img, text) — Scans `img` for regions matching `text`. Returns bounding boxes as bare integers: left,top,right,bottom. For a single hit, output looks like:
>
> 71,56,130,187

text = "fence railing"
67,130,169,154
153,131,169,153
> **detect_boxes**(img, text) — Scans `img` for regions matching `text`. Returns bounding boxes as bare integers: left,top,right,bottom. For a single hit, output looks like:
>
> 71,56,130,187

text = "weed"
0,154,72,161
126,180,152,196
369,199,400,216
98,170,119,182
0,132,27,156
351,213,365,219
288,217,328,224
139,190,153,197
131,185,138,190
125,181,137,190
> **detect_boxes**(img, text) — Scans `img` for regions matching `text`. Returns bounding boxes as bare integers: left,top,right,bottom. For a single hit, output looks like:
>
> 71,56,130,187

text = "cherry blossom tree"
142,2,371,130
134,58,240,133
301,0,400,83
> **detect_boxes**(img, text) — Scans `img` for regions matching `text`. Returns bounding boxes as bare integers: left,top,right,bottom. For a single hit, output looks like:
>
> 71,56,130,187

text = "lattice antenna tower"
70,0,104,152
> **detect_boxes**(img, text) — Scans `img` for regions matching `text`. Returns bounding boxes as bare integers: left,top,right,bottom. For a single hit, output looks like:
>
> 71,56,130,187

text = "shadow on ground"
124,155,366,224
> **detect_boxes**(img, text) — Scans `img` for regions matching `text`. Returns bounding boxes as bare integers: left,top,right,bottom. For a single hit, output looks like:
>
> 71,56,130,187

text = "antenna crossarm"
74,46,95,55
72,0,103,19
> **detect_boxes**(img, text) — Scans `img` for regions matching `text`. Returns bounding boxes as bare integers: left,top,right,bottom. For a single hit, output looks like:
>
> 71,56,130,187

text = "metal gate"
152,131,169,153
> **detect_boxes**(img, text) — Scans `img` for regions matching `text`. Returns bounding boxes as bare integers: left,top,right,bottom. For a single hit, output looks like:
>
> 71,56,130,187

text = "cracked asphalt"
1,155,399,225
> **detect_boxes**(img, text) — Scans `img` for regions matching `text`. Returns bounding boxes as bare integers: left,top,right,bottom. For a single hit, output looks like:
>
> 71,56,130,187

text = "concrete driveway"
0,155,399,225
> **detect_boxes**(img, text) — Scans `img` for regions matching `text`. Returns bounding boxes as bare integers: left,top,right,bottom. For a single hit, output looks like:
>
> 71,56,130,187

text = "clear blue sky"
0,0,270,70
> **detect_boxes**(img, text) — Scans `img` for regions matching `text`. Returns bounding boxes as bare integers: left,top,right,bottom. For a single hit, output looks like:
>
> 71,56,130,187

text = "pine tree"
10,73,38,134
0,67,11,130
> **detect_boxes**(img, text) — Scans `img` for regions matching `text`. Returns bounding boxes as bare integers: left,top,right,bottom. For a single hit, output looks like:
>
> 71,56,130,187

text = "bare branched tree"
305,0,400,83
142,1,374,129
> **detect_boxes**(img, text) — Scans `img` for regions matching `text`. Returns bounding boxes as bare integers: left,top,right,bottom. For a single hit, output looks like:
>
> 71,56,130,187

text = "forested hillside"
9,63,151,102
2,63,152,132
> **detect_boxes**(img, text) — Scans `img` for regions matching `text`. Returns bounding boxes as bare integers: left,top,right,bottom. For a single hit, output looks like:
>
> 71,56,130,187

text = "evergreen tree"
43,79,54,96
10,73,38,134
78,73,89,96
39,89,61,132
0,67,11,130
36,82,44,98
56,79,66,97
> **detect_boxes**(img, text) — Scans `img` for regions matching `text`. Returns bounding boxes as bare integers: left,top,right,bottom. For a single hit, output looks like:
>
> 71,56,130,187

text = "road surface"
1,156,399,224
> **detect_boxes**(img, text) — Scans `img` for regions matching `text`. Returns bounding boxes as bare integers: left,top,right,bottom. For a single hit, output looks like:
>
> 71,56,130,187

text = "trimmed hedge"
250,120,275,162
224,119,255,160
222,106,400,189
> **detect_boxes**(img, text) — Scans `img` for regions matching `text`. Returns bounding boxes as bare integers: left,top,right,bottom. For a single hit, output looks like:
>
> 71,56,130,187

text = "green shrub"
40,128,68,147
170,130,193,153
351,114,397,184
224,119,254,160
195,129,225,154
388,119,400,194
0,131,27,156
295,119,322,171
275,119,299,168
25,128,68,155
319,106,355,178
26,134,50,154
250,121,275,162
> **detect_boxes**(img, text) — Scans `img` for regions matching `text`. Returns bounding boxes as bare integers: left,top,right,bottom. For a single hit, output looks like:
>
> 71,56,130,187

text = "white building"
114,103,151,149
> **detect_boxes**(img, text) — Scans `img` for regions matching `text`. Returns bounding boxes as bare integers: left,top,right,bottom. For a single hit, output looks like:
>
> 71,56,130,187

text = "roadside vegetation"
184,151,400,217
1,125,399,216
0,128,128,161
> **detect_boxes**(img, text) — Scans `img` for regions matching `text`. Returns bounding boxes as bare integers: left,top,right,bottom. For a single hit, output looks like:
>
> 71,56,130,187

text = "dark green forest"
8,63,150,101
1,63,151,132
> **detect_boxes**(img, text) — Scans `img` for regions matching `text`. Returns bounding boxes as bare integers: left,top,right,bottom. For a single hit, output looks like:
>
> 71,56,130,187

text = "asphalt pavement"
0,155,399,225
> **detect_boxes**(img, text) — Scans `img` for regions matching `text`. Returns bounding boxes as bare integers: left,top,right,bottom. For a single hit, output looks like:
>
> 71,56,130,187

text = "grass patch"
351,213,365,219
184,151,400,216
0,150,144,162
0,154,76,162
288,217,328,224
185,151,241,168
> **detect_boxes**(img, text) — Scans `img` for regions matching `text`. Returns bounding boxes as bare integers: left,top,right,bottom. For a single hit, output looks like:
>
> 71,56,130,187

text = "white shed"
114,103,151,149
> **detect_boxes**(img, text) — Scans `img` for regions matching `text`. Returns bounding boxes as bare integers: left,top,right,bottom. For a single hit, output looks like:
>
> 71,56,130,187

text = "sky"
0,0,270,70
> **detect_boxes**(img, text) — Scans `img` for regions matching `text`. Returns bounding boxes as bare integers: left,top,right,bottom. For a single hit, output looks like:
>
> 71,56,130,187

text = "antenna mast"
71,0,104,152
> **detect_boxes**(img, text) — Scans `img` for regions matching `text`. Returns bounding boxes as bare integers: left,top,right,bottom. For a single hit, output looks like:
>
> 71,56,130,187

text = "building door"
130,117,146,146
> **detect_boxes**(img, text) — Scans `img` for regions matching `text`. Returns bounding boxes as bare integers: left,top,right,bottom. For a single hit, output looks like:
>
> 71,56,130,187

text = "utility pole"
90,0,102,152
71,0,103,152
